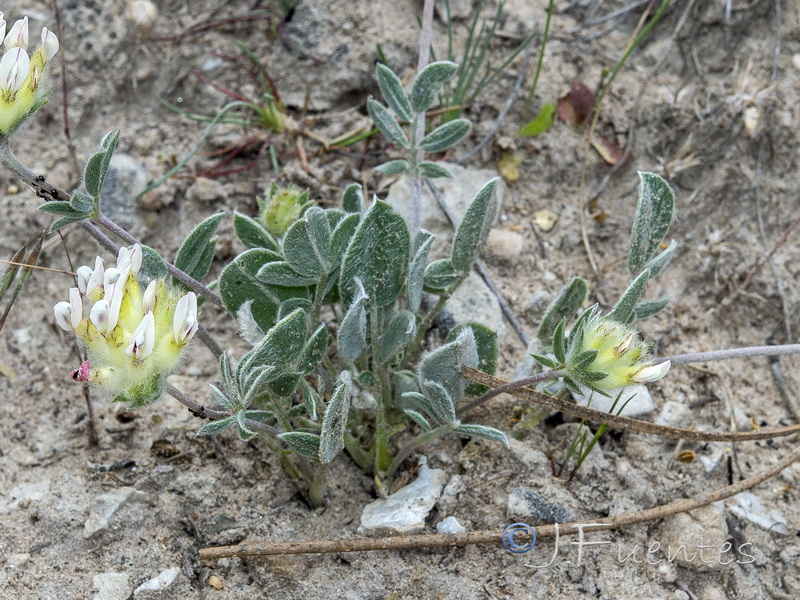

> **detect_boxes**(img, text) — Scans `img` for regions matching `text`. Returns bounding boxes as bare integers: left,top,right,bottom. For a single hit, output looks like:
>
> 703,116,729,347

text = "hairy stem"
457,369,566,416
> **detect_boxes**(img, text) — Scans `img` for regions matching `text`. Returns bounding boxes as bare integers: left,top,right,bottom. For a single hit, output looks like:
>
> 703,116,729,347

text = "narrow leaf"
374,159,409,175
279,432,321,459
298,324,331,373
628,172,675,275
419,162,453,179
419,119,471,153
423,258,461,292
455,424,509,447
408,230,433,312
367,99,409,148
641,239,677,280
607,269,650,324
233,211,279,251
410,61,458,113
451,178,498,272
376,63,413,122
379,310,416,363
537,276,589,342
196,416,236,436
319,371,353,463
257,261,318,287
84,130,119,197
633,296,670,321
173,212,224,287
338,280,368,361
341,183,364,213
418,327,478,403
239,308,307,384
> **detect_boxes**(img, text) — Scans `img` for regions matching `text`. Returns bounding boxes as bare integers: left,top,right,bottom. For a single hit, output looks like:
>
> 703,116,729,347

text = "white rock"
656,401,693,429
572,384,655,417
6,553,30,568
0,479,50,514
445,270,507,338
84,487,147,538
385,163,504,259
436,516,466,534
485,229,525,265
134,567,181,594
93,573,133,600
358,459,447,535
728,492,789,535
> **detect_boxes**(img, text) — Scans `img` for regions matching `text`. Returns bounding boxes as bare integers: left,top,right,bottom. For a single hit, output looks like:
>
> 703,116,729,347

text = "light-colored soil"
1,1,799,598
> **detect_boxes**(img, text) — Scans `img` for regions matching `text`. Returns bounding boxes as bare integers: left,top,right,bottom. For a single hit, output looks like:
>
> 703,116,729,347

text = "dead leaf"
557,81,594,127
533,209,558,232
498,149,520,183
590,134,625,165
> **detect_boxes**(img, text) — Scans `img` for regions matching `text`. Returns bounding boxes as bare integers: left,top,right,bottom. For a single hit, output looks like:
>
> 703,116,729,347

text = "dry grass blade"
0,230,46,332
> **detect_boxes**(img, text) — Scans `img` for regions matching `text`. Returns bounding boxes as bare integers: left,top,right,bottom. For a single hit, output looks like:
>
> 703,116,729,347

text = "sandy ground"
1,0,799,598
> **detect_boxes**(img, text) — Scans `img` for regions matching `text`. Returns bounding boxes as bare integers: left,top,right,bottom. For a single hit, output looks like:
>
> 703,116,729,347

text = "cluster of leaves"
534,172,676,381
190,176,506,492
368,61,471,179
38,130,120,231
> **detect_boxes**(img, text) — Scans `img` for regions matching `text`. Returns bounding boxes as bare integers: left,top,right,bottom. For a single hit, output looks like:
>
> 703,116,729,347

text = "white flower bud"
105,266,130,333
0,14,7,45
632,360,671,383
126,311,155,360
4,17,28,50
173,291,198,344
103,267,121,289
69,287,82,329
0,46,29,92
76,265,93,295
86,257,105,297
142,279,157,314
90,298,110,334
40,27,58,62
53,301,72,331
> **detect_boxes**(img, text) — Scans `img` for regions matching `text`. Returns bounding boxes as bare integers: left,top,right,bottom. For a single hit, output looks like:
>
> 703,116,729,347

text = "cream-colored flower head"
0,13,59,134
54,244,198,406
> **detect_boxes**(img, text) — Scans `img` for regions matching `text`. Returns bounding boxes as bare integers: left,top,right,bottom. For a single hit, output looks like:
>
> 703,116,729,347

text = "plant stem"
307,463,328,508
660,344,800,365
199,434,800,559
408,0,436,236
457,369,566,416
95,215,224,307
370,305,392,474
165,383,280,436
384,422,456,479
523,0,554,119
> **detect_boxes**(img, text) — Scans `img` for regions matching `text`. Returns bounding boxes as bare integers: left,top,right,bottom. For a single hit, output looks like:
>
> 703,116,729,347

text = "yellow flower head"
558,308,670,395
0,13,59,135
54,244,198,407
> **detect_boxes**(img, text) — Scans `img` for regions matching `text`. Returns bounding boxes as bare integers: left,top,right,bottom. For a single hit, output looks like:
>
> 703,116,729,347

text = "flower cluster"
559,310,671,395
0,13,59,134
54,244,199,407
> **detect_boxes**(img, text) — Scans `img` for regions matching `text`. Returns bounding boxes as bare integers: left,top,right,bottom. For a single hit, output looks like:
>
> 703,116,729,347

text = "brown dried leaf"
556,81,595,127
591,134,625,165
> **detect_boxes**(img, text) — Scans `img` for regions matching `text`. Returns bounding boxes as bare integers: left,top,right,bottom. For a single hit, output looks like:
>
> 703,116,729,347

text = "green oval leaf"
233,211,279,251
451,178,498,272
410,61,458,113
174,212,224,288
629,172,675,275
340,200,410,307
319,371,353,464
376,63,413,122
419,119,470,153
367,99,409,149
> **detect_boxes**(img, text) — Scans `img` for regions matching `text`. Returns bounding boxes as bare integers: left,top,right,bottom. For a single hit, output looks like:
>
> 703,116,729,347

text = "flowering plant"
54,244,199,408
0,13,58,135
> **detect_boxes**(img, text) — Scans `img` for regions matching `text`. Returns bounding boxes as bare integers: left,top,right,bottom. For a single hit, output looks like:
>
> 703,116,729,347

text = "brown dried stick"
199,439,800,560
458,367,800,443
